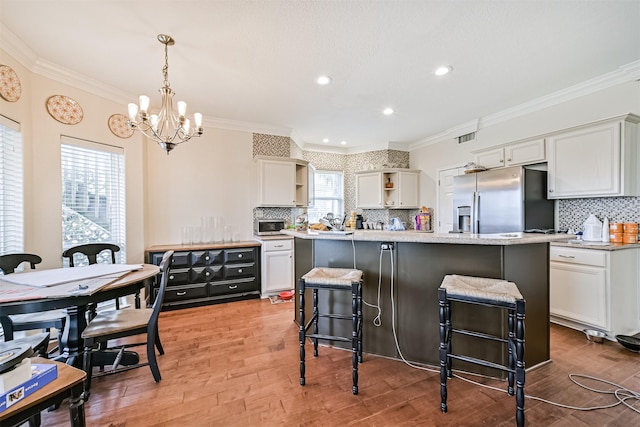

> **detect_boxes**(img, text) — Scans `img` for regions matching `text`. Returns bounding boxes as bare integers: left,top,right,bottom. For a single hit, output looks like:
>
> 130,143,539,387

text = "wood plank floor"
41,298,640,426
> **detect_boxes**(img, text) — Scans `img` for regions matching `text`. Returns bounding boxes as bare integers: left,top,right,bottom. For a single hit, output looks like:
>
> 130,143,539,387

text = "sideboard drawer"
224,263,255,279
164,283,208,302
209,279,258,296
225,249,255,263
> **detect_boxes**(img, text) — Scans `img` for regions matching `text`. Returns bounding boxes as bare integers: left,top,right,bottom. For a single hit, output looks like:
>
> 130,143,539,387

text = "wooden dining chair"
81,250,172,399
0,253,66,357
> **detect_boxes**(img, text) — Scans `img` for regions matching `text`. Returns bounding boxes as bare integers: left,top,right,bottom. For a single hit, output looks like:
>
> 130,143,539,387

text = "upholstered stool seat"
439,274,526,427
299,267,364,395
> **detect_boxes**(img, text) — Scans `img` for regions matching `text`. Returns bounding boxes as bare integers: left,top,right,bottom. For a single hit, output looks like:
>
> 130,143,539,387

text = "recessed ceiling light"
434,66,453,76
316,75,332,85
383,107,394,116
340,140,347,145
322,138,329,143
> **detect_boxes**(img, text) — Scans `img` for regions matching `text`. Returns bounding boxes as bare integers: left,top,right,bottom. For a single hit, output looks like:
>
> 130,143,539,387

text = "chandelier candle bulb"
177,101,187,117
139,95,150,114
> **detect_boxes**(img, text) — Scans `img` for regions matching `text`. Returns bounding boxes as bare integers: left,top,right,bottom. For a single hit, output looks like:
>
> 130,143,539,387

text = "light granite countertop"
549,239,640,251
281,229,573,246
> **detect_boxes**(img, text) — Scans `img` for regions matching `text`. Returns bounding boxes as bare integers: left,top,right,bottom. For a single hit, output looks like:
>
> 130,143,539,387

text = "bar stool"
299,267,363,395
438,274,526,427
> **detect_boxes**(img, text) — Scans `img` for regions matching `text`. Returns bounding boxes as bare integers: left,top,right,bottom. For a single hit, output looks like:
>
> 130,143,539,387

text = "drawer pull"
169,275,175,280
205,272,210,276
558,255,575,259
274,244,284,248
238,269,243,273
229,285,238,290
238,254,243,258
176,291,187,296
205,256,210,261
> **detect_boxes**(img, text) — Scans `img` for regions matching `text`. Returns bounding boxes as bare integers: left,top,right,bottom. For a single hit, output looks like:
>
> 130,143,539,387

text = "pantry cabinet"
255,156,309,207
475,138,545,169
355,169,419,209
546,114,640,199
549,245,639,338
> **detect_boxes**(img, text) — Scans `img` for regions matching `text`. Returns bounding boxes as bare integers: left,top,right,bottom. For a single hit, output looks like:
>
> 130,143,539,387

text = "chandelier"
127,34,203,154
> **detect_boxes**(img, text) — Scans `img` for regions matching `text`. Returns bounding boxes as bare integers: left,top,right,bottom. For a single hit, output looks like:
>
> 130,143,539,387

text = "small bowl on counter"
583,329,607,343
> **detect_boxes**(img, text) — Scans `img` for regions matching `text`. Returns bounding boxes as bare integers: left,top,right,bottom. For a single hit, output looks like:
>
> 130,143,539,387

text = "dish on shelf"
46,95,84,125
0,64,22,102
108,113,134,138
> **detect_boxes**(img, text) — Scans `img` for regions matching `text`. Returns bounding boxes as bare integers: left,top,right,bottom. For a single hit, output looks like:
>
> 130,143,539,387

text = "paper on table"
0,264,143,287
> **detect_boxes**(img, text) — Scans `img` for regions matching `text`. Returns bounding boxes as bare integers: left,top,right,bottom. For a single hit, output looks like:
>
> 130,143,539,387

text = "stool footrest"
448,353,514,373
451,328,508,343
306,333,352,343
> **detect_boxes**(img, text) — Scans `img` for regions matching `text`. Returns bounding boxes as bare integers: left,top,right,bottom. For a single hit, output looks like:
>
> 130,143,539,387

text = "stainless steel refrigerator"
451,166,554,234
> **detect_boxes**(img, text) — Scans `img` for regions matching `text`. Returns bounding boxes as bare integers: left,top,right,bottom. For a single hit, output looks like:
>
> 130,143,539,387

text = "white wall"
144,127,254,247
411,81,640,216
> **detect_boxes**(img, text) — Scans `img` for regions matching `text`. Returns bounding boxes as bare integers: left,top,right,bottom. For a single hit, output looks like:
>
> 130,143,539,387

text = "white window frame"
0,115,23,254
307,170,344,223
61,136,126,265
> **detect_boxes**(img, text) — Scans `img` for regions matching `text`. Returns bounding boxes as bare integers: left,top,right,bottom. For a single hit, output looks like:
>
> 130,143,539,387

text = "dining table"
0,264,160,368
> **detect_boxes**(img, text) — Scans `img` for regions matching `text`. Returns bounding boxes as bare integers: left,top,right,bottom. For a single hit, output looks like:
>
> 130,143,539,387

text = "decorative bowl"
615,335,640,352
583,329,606,343
279,291,294,300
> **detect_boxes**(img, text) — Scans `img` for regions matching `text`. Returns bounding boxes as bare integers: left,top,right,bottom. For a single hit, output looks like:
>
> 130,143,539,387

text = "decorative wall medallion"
46,95,84,125
0,65,22,102
108,113,134,138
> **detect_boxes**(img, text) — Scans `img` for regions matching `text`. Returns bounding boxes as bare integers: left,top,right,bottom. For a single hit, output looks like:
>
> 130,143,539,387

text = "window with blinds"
307,170,344,223
0,115,24,254
61,136,126,265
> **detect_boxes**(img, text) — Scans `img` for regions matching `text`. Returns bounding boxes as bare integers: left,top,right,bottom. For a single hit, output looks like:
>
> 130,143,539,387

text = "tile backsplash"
558,197,640,231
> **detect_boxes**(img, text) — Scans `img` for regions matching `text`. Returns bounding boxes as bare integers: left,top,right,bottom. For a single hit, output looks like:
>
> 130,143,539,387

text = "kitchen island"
283,229,571,376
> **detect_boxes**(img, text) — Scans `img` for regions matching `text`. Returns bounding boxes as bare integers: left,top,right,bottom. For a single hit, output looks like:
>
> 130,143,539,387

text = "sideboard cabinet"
145,242,261,310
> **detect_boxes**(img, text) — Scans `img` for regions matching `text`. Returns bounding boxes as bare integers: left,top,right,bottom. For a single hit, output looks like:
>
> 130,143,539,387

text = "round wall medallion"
0,65,22,102
108,113,134,138
46,95,84,125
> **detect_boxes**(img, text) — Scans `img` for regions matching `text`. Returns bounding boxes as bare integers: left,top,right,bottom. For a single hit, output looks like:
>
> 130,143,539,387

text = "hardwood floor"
41,299,640,426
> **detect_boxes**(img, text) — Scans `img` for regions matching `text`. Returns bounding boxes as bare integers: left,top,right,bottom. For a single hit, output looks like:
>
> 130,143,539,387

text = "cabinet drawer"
164,283,208,302
224,263,255,279
209,279,258,296
225,248,255,263
263,239,293,251
191,266,223,283
167,268,191,285
190,250,223,266
171,252,191,268
550,247,606,267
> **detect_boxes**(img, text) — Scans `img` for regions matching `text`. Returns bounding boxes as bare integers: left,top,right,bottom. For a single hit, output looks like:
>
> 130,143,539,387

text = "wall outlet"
381,242,393,251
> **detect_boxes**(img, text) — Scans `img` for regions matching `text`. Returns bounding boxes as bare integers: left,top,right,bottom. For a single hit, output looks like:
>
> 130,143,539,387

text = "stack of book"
0,362,58,412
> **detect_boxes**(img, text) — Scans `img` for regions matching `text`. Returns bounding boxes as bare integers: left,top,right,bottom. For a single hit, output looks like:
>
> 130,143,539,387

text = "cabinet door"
550,262,607,329
356,172,383,208
505,139,545,166
547,122,621,198
476,148,504,169
264,250,294,293
397,171,419,208
258,160,296,206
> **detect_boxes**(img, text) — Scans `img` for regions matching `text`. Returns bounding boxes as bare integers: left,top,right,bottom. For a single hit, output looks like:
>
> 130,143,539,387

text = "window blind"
61,136,126,265
0,115,23,254
307,170,344,223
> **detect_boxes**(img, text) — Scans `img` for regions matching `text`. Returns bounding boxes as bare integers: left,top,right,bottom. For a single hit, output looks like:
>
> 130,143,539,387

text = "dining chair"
0,253,66,357
81,250,172,399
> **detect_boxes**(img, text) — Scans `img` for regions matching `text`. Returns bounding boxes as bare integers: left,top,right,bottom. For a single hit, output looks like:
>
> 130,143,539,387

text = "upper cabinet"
355,169,419,209
255,156,309,207
546,115,640,199
475,138,545,169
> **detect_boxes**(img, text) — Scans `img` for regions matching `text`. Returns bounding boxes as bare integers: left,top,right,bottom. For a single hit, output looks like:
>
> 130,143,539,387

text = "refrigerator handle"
473,191,479,234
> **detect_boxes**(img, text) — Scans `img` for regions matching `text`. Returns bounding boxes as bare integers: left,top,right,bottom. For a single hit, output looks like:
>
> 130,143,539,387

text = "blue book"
0,363,58,413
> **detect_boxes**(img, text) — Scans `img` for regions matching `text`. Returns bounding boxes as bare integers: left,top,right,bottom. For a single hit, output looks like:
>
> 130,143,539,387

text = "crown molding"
205,117,291,136
0,23,38,67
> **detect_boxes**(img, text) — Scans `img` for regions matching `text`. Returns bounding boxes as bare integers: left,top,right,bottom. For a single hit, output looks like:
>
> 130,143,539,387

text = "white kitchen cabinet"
256,156,309,207
546,115,640,199
549,245,639,338
355,169,419,209
475,138,545,169
261,239,294,296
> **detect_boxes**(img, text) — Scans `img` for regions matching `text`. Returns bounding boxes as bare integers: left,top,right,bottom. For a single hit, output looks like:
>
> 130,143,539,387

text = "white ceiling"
1,1,639,152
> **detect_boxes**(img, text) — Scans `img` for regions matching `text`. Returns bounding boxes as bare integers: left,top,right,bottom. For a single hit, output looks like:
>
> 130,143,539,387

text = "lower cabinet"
146,242,261,310
261,238,294,296
549,245,639,338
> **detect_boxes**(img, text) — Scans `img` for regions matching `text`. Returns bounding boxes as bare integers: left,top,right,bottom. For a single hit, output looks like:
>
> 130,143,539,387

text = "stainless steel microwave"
254,219,286,235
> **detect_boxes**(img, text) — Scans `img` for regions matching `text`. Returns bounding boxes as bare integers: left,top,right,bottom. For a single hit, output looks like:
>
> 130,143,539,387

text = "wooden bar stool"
438,274,526,427
299,267,363,395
